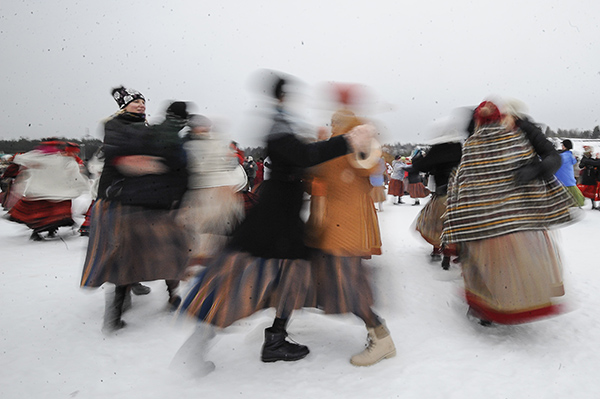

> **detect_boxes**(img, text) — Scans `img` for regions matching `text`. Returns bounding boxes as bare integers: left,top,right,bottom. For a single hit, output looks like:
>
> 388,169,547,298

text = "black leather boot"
166,280,181,310
103,285,127,332
261,327,309,362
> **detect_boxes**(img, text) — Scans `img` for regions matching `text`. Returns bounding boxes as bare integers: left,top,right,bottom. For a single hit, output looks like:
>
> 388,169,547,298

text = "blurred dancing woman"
306,109,396,367
8,139,89,240
442,100,574,325
412,116,465,268
80,86,190,332
555,139,585,207
388,155,406,204
176,114,245,266
179,75,373,364
578,146,600,209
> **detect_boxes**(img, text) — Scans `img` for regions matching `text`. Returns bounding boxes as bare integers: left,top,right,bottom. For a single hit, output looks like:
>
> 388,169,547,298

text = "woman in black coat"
179,76,373,365
81,87,190,332
578,147,600,209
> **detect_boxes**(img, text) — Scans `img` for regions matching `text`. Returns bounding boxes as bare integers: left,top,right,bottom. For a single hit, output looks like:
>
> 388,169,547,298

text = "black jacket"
579,156,600,185
411,142,462,194
515,118,561,181
228,109,349,260
98,112,188,209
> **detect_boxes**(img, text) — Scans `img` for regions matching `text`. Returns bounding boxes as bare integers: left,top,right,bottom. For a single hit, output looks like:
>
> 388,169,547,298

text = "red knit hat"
474,101,502,125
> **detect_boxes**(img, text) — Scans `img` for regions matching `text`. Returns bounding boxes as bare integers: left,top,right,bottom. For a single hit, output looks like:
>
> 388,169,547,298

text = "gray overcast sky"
1,0,599,146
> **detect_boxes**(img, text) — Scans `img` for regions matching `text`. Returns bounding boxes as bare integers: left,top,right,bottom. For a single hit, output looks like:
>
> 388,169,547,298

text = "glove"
514,164,540,184
345,124,376,153
166,101,189,120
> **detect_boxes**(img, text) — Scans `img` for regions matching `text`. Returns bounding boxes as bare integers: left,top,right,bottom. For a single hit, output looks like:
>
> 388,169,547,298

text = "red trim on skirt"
8,199,73,231
466,291,563,325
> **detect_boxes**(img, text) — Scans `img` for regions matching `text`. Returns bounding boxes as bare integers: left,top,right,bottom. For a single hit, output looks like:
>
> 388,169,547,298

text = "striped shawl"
442,125,573,244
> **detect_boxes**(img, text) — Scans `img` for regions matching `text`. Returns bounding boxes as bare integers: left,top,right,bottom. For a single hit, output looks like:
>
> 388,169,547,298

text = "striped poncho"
442,124,573,244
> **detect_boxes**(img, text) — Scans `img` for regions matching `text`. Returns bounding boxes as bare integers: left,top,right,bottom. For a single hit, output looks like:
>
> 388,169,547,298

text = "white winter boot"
350,324,396,367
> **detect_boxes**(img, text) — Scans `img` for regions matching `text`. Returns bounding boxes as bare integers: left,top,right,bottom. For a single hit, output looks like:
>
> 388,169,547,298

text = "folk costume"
412,134,463,268
306,109,395,367
577,147,600,209
404,158,430,205
176,115,246,266
369,157,387,211
180,76,370,364
8,141,90,240
388,157,406,204
80,87,189,331
442,101,573,325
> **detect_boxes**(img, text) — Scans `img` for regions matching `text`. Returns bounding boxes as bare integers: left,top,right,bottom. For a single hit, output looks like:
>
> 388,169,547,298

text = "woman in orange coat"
306,109,395,367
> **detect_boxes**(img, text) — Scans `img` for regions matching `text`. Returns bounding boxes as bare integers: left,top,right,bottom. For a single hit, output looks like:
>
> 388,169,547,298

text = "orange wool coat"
306,151,382,257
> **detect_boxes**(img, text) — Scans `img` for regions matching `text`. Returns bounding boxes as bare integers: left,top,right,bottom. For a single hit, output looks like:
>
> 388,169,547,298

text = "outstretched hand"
346,124,376,153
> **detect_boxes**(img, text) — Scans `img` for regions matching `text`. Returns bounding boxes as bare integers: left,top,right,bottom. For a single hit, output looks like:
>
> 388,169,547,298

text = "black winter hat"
112,86,145,109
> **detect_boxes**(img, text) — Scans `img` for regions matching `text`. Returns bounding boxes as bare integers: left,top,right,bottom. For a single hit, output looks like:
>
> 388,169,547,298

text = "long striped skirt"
460,230,565,324
415,194,446,247
408,182,430,199
180,251,312,328
387,179,404,197
307,251,379,327
8,199,74,232
80,199,189,287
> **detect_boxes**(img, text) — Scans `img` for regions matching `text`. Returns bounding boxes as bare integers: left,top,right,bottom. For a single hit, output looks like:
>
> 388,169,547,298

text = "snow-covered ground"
1,194,599,399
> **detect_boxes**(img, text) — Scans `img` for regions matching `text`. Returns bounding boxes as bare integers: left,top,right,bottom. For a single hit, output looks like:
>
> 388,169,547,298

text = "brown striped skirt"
307,252,377,325
387,178,404,197
80,199,189,287
460,230,565,324
408,182,430,199
180,251,312,328
8,199,74,232
415,194,446,247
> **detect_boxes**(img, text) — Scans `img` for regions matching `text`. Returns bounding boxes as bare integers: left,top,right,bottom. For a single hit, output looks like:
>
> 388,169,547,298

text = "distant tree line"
0,137,103,160
3,124,599,162
545,126,600,139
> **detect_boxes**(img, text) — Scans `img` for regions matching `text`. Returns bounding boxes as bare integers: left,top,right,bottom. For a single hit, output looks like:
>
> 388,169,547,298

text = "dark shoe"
30,232,43,241
103,286,128,332
441,256,451,270
47,228,57,238
413,199,420,206
131,282,151,296
467,307,492,327
165,280,181,310
103,318,127,332
261,327,309,362
168,295,182,311
430,247,442,261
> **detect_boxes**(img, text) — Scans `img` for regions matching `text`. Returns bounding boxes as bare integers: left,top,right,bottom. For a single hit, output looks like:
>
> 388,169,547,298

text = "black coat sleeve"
516,118,561,179
580,157,600,168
